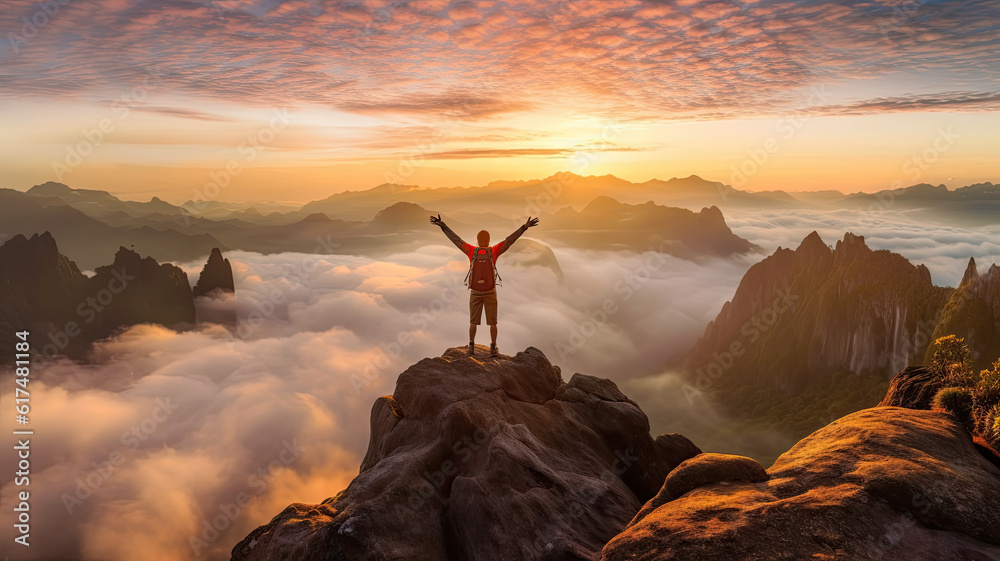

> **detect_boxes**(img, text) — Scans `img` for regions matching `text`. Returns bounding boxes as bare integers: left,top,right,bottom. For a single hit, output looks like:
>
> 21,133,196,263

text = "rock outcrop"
928,257,1000,370
682,231,953,435
602,407,1000,561
87,245,195,335
686,231,952,392
880,364,1000,469
0,232,197,361
503,238,565,284
878,366,943,409
627,453,769,528
193,247,235,298
231,347,700,561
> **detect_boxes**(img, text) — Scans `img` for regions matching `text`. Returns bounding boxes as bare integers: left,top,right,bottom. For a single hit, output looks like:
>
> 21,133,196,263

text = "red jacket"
461,242,507,263
438,222,529,264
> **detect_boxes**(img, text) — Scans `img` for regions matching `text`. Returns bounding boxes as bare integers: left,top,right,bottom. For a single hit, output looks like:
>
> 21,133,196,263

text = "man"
430,214,540,357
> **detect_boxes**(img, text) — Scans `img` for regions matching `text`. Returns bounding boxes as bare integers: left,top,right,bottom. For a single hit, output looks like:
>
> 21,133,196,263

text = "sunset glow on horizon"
2,0,998,202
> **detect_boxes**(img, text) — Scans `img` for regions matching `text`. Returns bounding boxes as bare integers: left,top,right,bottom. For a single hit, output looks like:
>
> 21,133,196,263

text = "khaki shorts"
469,288,498,325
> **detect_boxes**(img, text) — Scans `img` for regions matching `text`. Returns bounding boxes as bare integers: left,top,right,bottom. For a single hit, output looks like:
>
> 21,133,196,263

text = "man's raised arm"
429,214,468,251
499,216,540,255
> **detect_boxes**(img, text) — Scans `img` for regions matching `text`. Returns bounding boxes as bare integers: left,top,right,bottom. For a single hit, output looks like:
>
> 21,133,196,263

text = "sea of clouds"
3,208,1000,561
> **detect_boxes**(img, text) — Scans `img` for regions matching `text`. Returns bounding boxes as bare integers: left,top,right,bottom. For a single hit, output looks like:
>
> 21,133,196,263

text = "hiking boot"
467,342,475,356
490,343,499,357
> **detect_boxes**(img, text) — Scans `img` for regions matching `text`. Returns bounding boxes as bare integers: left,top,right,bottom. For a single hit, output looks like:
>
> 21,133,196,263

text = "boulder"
628,453,768,528
878,366,943,409
602,407,1000,561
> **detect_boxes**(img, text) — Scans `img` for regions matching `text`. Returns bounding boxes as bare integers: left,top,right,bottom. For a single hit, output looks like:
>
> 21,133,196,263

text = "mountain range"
6,181,759,269
22,174,1000,228
0,187,224,270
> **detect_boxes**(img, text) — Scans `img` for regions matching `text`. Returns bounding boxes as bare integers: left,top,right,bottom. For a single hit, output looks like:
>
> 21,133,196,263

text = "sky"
1,0,999,202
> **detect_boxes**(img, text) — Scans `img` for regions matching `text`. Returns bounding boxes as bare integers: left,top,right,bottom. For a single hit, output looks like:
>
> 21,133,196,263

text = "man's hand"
429,214,444,227
525,216,540,228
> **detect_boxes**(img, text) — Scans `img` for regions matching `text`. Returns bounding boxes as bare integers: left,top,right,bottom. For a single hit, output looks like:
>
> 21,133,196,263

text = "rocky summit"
193,247,235,298
231,346,700,561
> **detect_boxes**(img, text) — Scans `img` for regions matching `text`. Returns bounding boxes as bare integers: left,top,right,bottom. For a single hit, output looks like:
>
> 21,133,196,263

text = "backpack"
465,247,501,290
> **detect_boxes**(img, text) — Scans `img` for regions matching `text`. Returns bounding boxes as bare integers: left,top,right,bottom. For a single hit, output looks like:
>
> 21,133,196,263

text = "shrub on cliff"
973,362,1000,408
930,335,976,387
934,387,975,430
983,404,1000,449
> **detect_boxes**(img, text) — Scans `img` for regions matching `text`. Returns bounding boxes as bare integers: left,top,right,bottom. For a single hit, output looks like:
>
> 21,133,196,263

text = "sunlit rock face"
684,231,952,397
231,346,700,561
603,407,1000,561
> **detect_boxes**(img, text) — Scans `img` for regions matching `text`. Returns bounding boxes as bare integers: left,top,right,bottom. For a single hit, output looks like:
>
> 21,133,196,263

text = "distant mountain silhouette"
843,182,1000,205
295,172,790,222
839,182,1000,225
18,185,747,261
22,176,1000,234
1,188,225,270
27,181,182,220
544,197,757,258
366,201,436,233
0,232,197,362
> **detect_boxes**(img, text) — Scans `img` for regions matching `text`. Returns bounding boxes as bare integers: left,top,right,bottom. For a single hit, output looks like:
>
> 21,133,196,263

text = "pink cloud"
0,0,996,124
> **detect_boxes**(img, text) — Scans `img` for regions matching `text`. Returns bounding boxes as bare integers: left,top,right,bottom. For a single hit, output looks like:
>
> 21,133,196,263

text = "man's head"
477,230,490,247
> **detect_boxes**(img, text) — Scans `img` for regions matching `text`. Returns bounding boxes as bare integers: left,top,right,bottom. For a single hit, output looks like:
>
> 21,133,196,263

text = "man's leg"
469,292,483,356
470,323,477,343
486,289,499,355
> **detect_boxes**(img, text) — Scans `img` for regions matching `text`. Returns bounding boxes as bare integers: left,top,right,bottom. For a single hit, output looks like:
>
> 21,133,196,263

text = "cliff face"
928,257,1000,369
0,232,196,361
603,407,1000,561
231,347,700,561
193,247,235,298
685,232,952,398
